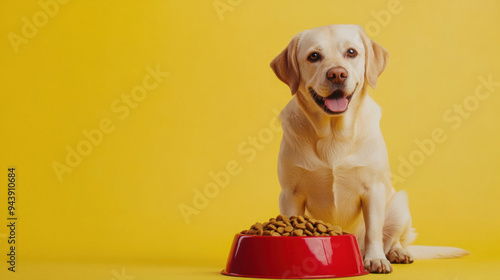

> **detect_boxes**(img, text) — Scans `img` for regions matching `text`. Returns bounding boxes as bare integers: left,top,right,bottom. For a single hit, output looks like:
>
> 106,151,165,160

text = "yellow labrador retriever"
271,25,468,273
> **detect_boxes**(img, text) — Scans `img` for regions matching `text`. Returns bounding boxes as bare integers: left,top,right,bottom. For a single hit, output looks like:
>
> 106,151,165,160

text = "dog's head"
271,25,388,115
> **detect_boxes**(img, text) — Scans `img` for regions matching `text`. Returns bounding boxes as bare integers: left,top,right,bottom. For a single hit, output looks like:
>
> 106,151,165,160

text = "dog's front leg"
361,182,392,273
279,188,305,217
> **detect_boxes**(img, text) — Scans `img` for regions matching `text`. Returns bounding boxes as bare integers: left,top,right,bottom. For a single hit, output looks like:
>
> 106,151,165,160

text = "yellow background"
1,0,500,279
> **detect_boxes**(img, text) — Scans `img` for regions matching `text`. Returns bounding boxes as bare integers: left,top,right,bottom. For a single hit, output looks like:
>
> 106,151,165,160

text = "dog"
270,24,469,273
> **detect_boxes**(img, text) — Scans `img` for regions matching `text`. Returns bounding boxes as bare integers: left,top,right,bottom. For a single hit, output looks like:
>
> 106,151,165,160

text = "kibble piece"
306,222,315,232
256,229,264,235
317,224,327,233
292,229,304,236
252,222,264,230
276,214,287,221
289,215,298,220
297,216,306,223
304,229,313,236
313,232,320,236
282,233,290,236
277,227,285,234
267,224,277,231
274,221,286,227
284,220,292,227
284,225,294,233
331,225,342,235
296,223,306,229
263,230,271,236
248,229,256,235
271,232,281,236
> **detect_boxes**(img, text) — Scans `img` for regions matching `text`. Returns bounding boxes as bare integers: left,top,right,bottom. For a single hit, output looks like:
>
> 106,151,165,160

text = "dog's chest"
315,135,352,169
304,163,363,231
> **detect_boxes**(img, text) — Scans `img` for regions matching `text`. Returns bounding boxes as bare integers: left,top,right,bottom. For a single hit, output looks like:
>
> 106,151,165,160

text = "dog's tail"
407,245,470,259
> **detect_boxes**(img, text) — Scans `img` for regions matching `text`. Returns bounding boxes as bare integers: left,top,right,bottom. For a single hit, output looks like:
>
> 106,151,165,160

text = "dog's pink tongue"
325,98,348,112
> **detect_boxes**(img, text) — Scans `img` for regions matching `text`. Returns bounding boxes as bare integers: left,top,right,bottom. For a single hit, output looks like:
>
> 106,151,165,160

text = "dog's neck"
295,85,369,140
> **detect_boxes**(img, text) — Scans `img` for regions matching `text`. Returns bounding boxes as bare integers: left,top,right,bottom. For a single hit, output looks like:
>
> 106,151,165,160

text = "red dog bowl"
221,234,368,279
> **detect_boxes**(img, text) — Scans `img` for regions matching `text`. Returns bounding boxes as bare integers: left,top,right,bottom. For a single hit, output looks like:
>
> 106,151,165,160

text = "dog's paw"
387,248,414,264
364,258,393,274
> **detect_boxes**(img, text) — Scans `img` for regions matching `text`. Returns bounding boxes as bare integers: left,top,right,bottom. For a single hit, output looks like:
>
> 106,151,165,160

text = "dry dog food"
240,214,347,237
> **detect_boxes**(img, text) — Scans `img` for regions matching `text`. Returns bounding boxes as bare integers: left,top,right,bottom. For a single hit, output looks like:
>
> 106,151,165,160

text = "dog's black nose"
327,67,348,84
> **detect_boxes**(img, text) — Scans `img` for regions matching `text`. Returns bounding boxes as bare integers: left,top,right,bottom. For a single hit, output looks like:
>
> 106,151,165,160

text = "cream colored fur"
271,25,469,274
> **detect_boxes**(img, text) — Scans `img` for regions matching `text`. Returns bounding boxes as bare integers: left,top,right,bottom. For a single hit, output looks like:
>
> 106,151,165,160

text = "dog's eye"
307,52,321,62
347,48,357,58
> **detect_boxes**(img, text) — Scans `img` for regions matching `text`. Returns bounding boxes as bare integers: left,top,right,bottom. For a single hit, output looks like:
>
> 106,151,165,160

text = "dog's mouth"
309,87,354,115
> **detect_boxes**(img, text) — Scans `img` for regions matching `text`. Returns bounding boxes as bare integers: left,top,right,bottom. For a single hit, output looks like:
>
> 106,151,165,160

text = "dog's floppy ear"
359,28,389,89
270,34,301,95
